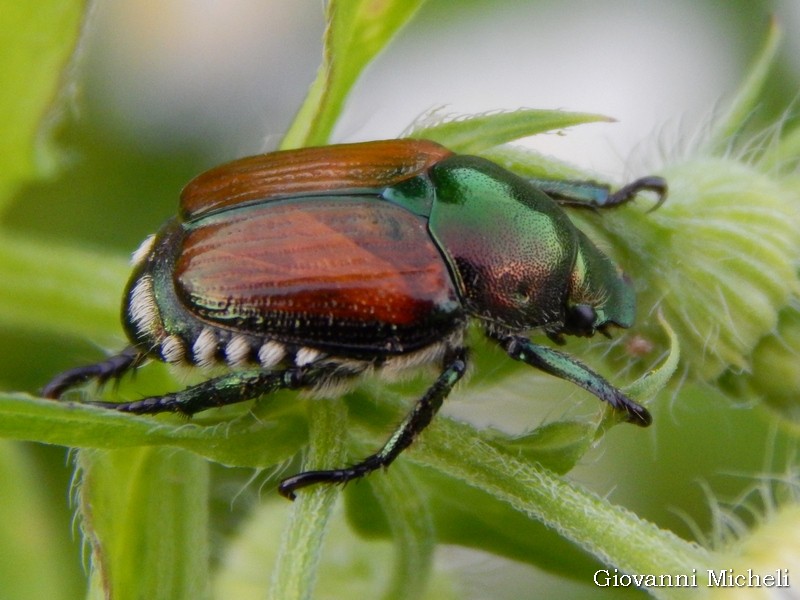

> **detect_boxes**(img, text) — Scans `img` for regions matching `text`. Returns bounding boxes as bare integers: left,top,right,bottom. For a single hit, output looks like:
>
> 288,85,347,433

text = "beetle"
43,139,666,500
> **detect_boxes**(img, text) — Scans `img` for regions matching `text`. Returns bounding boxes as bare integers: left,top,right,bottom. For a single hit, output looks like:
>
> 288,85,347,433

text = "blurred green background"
1,1,799,598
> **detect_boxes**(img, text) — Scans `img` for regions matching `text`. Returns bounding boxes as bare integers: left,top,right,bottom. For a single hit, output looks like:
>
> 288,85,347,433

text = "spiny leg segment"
499,335,651,426
81,365,342,416
42,347,142,399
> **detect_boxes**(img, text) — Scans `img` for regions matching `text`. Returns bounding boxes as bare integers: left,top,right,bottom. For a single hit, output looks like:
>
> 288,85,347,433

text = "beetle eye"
566,304,597,336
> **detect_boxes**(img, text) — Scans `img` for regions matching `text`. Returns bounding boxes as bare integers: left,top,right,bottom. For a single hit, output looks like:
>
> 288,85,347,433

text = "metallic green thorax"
427,156,577,331
385,154,635,336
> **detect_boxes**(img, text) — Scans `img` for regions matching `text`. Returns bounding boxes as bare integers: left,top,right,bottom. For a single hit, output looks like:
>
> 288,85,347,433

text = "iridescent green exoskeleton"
43,140,666,499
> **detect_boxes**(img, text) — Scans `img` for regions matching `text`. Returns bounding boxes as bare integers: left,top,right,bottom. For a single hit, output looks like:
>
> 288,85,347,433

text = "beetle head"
559,231,635,339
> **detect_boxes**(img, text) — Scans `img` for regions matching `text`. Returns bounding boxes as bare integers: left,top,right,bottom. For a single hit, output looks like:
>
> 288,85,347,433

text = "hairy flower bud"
581,157,800,389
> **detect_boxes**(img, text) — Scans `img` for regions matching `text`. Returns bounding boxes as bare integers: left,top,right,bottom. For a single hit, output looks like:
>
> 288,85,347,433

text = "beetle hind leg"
278,348,468,500
42,346,142,399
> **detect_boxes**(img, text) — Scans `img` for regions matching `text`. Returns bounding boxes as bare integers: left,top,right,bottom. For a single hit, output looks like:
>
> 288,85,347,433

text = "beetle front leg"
530,176,667,211
278,348,468,500
605,176,668,211
42,346,143,399
499,335,651,426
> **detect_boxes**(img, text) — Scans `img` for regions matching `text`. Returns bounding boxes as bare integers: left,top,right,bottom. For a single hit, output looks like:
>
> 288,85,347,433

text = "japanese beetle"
43,139,666,499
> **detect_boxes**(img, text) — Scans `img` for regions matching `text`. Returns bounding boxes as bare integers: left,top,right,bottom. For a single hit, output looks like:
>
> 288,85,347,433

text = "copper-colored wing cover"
175,196,463,354
180,139,453,220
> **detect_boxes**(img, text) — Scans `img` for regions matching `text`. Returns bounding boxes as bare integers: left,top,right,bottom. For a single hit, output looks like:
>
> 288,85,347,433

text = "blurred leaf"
281,0,427,148
709,16,781,151
0,2,86,211
366,464,436,600
79,447,210,600
0,441,82,600
410,108,612,154
0,233,125,342
480,144,597,181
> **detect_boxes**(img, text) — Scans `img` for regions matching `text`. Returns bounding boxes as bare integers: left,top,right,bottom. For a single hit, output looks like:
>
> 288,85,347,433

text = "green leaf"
79,447,210,600
620,312,680,404
488,420,595,475
0,392,305,469
412,418,713,600
0,234,125,342
708,17,781,150
348,463,604,582
281,0,427,149
480,144,597,181
596,311,680,431
409,108,612,154
0,2,86,212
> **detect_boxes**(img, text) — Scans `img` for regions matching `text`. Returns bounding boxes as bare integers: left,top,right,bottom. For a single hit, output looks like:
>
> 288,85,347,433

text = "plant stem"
267,398,347,600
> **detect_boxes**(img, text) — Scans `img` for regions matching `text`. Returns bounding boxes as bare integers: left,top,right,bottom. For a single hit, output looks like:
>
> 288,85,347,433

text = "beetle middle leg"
499,335,651,426
278,347,468,500
78,363,345,416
